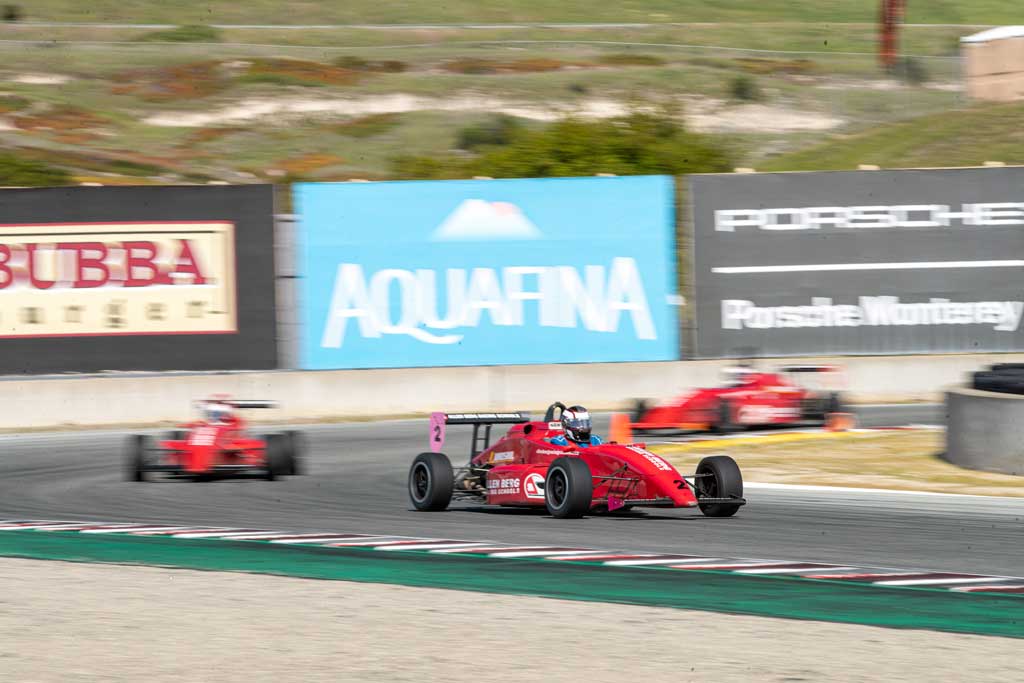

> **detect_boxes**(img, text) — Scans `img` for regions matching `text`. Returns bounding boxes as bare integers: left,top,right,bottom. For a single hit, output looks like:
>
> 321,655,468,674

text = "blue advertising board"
294,176,678,369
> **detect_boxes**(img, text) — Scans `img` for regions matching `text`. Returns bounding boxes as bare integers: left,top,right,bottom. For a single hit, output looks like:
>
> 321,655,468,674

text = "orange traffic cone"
609,412,634,444
825,412,857,432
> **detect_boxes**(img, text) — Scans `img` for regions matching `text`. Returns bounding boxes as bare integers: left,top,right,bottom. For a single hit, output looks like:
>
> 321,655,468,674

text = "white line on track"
952,584,1024,592
81,526,195,534
736,566,855,575
378,542,493,551
874,577,1001,587
488,550,597,558
271,536,383,544
603,557,719,566
171,530,270,539
744,482,1023,499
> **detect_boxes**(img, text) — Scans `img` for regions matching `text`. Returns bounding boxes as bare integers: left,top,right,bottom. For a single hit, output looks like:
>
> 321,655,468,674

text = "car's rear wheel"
408,452,454,511
125,434,151,482
284,430,305,475
696,455,743,518
545,457,593,519
631,398,649,423
714,400,736,434
264,433,289,481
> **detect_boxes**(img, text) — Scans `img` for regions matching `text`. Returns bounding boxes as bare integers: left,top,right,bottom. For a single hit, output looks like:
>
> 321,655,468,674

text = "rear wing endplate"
429,411,530,455
779,365,837,373
196,399,279,409
226,400,278,409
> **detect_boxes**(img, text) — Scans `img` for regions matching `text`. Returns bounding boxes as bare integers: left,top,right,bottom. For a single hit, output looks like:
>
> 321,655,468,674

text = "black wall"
0,184,277,373
690,168,1024,357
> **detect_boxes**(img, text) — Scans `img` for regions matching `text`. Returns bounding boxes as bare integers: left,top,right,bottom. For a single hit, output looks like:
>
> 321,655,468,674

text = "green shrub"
236,72,324,87
334,113,400,138
0,154,71,187
729,75,763,102
393,112,733,179
597,53,666,67
894,57,929,85
333,56,407,73
2,4,23,21
456,115,523,150
137,25,223,43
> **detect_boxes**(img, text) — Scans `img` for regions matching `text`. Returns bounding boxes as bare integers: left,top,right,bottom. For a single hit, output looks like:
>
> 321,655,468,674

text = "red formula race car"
125,398,304,482
631,365,846,434
407,403,745,519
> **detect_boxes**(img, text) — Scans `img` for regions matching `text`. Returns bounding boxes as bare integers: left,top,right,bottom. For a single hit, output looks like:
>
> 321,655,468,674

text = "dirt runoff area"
657,429,1024,497
0,558,1018,683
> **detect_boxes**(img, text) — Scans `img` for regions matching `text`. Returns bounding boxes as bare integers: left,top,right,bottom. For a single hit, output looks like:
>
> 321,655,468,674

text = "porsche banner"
0,185,277,374
689,167,1024,357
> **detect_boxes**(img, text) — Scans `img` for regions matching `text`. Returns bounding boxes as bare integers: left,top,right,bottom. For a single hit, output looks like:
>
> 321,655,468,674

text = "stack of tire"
971,364,1024,395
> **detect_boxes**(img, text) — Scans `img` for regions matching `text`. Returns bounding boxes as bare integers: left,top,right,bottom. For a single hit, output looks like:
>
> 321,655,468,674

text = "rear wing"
779,365,839,373
227,400,278,409
429,411,530,457
195,399,279,409
778,365,846,391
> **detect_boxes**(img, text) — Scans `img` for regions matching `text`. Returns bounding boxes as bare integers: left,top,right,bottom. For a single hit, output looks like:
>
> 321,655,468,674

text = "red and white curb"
1,519,1020,596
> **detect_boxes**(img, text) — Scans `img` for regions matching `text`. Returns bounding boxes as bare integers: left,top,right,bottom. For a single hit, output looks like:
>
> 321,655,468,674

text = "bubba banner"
0,185,277,373
295,176,678,369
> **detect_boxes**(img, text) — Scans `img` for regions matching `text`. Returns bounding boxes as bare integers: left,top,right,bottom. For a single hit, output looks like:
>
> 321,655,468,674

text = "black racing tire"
989,363,1024,373
408,452,454,511
714,399,736,434
125,434,151,482
631,398,650,423
826,392,843,415
166,430,187,442
544,457,593,519
284,430,305,476
264,433,289,481
696,455,744,518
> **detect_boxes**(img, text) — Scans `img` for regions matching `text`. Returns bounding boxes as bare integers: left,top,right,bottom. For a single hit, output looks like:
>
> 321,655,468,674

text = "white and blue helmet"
561,405,592,444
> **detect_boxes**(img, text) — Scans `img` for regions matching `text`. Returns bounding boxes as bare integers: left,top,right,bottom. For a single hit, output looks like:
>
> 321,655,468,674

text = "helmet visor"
563,415,591,433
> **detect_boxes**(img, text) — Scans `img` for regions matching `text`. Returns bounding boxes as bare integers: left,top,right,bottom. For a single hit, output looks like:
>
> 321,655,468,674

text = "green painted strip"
1,530,1021,639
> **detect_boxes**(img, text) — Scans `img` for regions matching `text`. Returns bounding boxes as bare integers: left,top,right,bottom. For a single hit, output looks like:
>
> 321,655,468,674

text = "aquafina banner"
294,176,678,369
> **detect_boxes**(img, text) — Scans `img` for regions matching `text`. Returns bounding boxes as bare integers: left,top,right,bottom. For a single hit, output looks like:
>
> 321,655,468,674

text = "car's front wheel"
544,457,593,519
264,433,289,481
409,452,454,511
695,455,743,518
125,434,151,482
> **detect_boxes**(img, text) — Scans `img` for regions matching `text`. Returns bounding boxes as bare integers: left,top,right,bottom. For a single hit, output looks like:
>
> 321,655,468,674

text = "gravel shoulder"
657,430,1024,496
1,557,1018,683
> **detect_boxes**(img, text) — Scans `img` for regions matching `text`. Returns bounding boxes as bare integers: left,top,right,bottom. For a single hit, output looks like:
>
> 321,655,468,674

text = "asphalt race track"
1,403,1021,577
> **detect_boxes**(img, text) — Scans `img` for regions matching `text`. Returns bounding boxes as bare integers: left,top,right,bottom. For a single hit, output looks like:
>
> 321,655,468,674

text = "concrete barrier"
945,387,1024,476
0,352,1019,430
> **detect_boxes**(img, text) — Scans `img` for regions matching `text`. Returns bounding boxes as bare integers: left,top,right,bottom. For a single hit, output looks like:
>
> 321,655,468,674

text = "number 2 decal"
433,425,442,442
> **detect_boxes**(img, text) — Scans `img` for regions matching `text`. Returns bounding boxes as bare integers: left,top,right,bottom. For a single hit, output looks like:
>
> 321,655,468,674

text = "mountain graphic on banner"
431,199,542,241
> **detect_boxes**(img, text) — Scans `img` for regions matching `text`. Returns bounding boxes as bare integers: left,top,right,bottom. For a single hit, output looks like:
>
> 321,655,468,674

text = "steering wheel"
543,402,567,422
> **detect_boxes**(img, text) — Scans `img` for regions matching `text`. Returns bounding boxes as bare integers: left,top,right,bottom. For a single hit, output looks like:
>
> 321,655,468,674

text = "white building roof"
962,26,1024,44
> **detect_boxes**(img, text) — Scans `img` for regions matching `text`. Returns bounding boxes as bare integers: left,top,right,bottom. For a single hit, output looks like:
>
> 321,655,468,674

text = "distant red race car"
631,365,845,434
408,402,745,519
125,398,304,482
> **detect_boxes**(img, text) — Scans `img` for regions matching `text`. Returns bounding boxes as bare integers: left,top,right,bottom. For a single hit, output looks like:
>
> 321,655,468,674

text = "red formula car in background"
631,364,847,434
408,403,745,519
125,397,304,482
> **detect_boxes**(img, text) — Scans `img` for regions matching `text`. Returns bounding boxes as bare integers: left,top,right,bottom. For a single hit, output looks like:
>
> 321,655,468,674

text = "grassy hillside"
760,102,1024,171
8,0,1021,25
